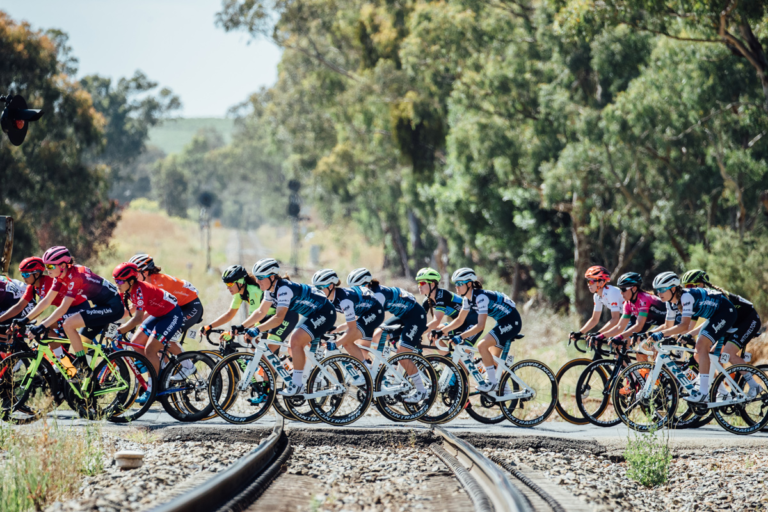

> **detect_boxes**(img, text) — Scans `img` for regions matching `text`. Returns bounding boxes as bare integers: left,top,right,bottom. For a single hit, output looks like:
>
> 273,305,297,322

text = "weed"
624,423,672,487
408,430,417,448
123,427,159,445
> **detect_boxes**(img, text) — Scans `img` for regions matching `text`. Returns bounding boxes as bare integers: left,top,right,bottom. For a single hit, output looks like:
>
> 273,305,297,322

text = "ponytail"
471,281,482,291
367,279,380,290
147,266,162,276
424,297,436,319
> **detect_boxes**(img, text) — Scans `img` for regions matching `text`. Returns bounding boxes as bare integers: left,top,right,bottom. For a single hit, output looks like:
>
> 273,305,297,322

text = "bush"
624,425,672,488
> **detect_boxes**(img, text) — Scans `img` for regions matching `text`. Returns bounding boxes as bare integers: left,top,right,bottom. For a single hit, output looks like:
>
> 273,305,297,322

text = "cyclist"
0,272,29,342
598,272,666,359
129,254,204,337
246,258,337,396
113,262,184,374
437,267,521,393
16,246,124,375
348,267,430,402
415,267,480,352
650,271,749,403
681,269,759,371
311,268,384,372
200,265,299,346
569,266,624,347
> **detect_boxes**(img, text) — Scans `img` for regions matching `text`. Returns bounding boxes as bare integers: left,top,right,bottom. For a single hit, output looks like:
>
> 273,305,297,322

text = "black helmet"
222,264,247,284
616,272,643,289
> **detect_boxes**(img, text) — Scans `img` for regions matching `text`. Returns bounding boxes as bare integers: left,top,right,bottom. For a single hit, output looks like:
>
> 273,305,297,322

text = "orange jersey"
146,273,198,306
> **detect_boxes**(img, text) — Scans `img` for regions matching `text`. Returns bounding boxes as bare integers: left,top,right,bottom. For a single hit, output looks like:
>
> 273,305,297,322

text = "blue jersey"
265,278,331,317
332,287,380,322
424,288,479,323
461,289,516,321
665,287,730,322
370,285,418,317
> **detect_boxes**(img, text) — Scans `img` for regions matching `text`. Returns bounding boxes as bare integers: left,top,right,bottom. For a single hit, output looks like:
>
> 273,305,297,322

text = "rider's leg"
288,328,311,385
145,336,164,375
477,335,497,383
695,335,713,394
337,325,366,362
62,313,87,354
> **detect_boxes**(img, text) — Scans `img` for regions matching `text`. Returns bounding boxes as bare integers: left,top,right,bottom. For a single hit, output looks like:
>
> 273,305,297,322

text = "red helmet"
42,246,73,266
113,262,139,281
19,257,45,273
585,265,610,281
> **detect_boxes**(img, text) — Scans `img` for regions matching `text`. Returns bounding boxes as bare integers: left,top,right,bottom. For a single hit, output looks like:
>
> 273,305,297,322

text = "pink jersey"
52,265,118,305
621,291,666,324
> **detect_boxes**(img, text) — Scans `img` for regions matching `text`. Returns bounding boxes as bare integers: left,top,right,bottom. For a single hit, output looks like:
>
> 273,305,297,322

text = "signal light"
1,94,44,146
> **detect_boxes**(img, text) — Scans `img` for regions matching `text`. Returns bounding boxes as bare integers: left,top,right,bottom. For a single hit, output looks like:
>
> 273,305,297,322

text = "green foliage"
624,424,672,488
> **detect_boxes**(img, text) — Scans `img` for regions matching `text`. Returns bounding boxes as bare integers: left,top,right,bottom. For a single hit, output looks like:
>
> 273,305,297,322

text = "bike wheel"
375,353,437,422
307,354,372,425
612,362,678,432
498,360,558,427
0,352,59,424
88,350,158,422
159,352,216,422
417,355,467,424
208,352,276,424
555,358,593,424
172,350,229,422
575,360,619,427
710,364,768,435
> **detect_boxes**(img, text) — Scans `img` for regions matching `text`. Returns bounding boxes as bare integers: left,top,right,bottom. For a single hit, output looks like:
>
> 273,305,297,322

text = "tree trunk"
571,189,593,320
386,218,412,279
511,261,521,303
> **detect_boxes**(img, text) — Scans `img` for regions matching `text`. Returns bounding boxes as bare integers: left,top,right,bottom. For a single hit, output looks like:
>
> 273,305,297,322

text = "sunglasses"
655,285,675,294
45,264,57,270
254,274,272,281
115,279,127,285
684,283,697,288
315,283,332,289
20,272,36,279
619,287,633,292
454,280,471,286
225,282,237,287
586,279,603,285
418,281,432,286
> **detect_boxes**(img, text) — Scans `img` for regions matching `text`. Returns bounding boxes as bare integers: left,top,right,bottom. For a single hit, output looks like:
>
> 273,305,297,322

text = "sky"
0,0,282,118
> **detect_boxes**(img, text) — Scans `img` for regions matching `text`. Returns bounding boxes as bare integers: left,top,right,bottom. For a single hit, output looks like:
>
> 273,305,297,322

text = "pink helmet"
42,246,73,266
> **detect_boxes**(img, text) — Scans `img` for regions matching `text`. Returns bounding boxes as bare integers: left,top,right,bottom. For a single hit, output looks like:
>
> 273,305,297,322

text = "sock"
486,365,497,385
699,374,710,394
53,347,64,358
292,370,303,386
410,373,426,393
75,350,85,358
181,359,194,371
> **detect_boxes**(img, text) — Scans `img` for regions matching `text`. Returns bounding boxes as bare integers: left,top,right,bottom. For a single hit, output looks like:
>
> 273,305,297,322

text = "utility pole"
0,216,13,275
198,191,216,272
287,180,302,275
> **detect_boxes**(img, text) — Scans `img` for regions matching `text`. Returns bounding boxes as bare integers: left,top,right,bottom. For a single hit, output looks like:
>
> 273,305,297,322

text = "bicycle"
435,335,558,427
613,337,768,435
0,324,157,424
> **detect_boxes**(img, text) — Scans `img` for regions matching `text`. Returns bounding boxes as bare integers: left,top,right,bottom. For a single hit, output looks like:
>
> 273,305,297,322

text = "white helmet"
312,269,340,287
652,271,680,291
347,268,372,286
451,267,477,283
252,258,280,277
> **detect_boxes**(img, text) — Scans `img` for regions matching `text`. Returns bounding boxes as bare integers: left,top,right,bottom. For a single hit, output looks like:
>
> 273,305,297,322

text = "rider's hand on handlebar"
201,325,212,335
450,335,463,345
429,329,443,341
13,317,30,327
245,327,260,339
650,331,664,342
30,324,46,337
609,335,625,349
231,324,245,335
588,333,604,348
569,331,583,341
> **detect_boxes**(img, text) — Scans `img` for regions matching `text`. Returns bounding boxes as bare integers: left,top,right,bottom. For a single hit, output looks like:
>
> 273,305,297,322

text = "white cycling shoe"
346,374,366,387
170,365,197,382
279,383,304,396
684,390,708,403
476,381,497,393
403,389,428,404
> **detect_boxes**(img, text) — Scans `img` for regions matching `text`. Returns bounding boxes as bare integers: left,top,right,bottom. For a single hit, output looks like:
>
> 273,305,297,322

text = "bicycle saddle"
379,324,402,332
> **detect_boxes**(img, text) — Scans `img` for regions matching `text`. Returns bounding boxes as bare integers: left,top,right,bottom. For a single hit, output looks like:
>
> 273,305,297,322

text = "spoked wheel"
175,350,230,422
417,355,467,424
612,362,678,432
555,358,593,424
375,352,437,422
283,362,336,424
0,352,59,424
466,388,505,424
307,354,372,425
498,360,558,427
159,352,216,422
92,350,158,423
208,352,276,424
710,364,768,435
575,359,619,427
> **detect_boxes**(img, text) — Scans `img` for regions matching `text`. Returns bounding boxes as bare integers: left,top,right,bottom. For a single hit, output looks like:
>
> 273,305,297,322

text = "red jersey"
23,275,86,307
129,281,178,317
52,265,118,305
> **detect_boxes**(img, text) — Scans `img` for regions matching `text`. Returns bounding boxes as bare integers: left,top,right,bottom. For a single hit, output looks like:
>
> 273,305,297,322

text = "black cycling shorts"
266,310,300,341
298,302,337,341
489,308,523,350
729,309,761,350
81,295,125,340
394,306,428,351
355,306,384,341
180,298,204,332
699,303,737,345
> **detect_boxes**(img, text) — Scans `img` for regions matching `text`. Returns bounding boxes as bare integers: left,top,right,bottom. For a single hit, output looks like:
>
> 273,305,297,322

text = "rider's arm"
598,310,622,333
426,310,446,331
659,316,693,337
118,310,145,335
0,298,30,323
38,295,75,327
242,306,268,329
604,316,630,338
255,305,287,332
619,315,646,338
206,309,238,329
22,290,57,320
578,310,601,334
440,308,469,335
453,313,487,340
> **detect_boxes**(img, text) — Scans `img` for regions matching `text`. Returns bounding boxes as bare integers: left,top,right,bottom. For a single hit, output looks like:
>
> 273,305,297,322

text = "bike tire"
208,352,276,424
417,355,467,425
159,352,216,422
555,358,593,425
499,359,558,427
575,359,618,427
375,352,437,422
0,352,60,424
103,350,159,423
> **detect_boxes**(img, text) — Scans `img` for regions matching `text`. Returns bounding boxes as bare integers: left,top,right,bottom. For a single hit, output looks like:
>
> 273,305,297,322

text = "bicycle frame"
358,340,415,399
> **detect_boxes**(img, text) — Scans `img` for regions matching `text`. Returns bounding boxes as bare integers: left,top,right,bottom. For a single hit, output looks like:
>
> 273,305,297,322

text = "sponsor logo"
407,324,418,340
499,324,514,334
311,315,327,328
712,319,726,333
362,313,377,325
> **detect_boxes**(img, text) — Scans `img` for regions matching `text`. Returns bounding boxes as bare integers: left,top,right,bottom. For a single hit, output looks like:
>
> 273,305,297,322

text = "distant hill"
148,118,235,155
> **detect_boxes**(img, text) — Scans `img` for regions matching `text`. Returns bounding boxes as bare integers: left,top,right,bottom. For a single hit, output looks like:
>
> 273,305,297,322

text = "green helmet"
222,264,247,284
415,267,441,283
681,269,710,287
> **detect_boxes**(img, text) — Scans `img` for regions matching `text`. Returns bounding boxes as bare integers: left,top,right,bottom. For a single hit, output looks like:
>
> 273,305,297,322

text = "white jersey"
593,284,624,313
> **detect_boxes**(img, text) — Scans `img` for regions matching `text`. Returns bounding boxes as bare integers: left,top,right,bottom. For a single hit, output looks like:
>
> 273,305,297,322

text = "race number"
719,353,730,364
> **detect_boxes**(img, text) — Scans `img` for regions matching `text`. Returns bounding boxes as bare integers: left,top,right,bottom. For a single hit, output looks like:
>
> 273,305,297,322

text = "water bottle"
327,341,337,352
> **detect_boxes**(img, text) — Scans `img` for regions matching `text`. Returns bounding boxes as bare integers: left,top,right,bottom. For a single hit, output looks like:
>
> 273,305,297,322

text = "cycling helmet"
252,258,280,277
312,269,340,287
347,268,372,286
113,262,139,281
585,265,610,281
681,269,710,287
616,272,642,288
19,257,45,273
42,246,73,266
653,271,680,291
451,267,477,283
129,253,155,271
222,264,247,283
415,267,441,283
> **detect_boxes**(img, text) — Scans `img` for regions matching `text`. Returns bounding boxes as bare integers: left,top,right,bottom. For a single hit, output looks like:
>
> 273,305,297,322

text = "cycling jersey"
425,288,480,322
621,291,666,325
52,265,118,306
0,277,26,311
461,289,516,321
332,287,380,322
265,278,330,317
593,285,624,313
370,285,418,317
129,281,178,317
233,283,276,316
664,288,729,322
22,275,86,308
146,273,198,306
